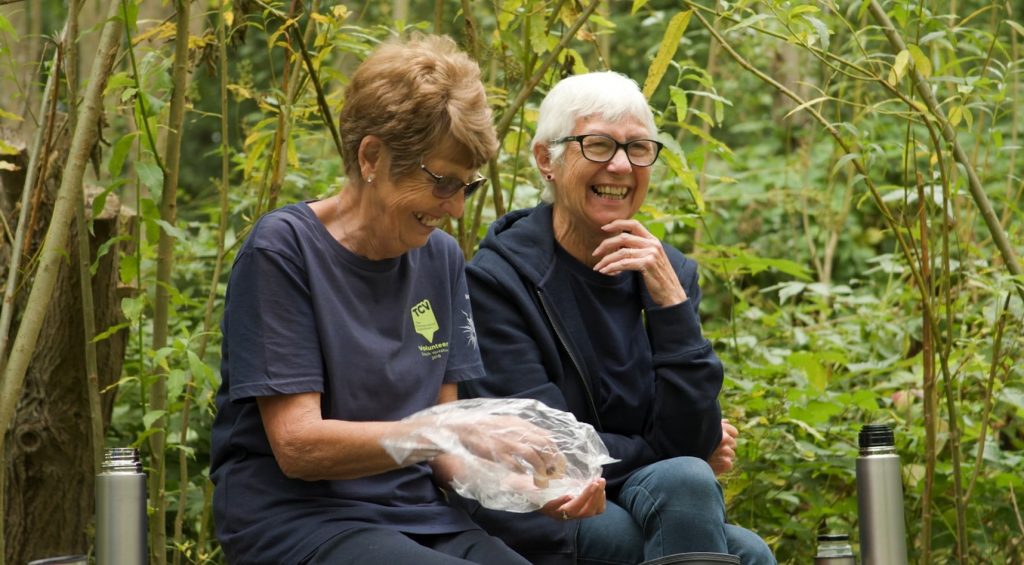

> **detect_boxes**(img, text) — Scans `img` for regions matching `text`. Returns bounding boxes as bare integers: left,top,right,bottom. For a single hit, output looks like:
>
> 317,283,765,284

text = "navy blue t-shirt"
210,202,484,564
553,244,654,436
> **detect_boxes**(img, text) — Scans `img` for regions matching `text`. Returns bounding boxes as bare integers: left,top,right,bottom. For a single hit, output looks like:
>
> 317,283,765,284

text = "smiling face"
358,142,477,258
540,115,653,241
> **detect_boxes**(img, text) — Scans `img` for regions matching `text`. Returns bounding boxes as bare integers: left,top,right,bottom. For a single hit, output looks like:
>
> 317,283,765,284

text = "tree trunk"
1,135,127,563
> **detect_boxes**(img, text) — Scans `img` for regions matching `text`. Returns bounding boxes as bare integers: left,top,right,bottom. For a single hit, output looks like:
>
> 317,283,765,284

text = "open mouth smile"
591,185,629,200
414,212,446,228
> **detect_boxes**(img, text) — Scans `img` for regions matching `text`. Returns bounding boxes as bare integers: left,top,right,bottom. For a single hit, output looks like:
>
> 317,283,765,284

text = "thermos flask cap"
817,533,850,542
859,424,895,448
102,447,142,473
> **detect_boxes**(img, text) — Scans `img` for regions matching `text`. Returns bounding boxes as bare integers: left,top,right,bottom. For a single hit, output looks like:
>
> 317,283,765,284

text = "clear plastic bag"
382,398,617,512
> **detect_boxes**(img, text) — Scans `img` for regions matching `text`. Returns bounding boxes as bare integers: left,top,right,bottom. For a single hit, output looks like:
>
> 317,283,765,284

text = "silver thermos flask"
96,447,148,565
813,532,856,564
855,424,908,565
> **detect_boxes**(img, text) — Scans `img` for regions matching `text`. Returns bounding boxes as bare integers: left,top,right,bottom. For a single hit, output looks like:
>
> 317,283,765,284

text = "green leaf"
0,139,18,155
783,95,832,120
948,105,963,127
120,255,139,286
831,152,861,177
657,133,704,212
789,5,820,16
528,10,549,55
155,219,188,240
788,351,827,392
187,350,217,391
168,368,188,402
0,107,22,121
724,14,770,34
135,160,164,194
91,234,131,275
1008,20,1024,38
92,322,131,343
631,0,649,15
804,16,830,51
642,10,692,100
906,44,932,78
669,86,688,123
0,13,18,39
108,133,138,178
143,410,167,430
890,49,910,85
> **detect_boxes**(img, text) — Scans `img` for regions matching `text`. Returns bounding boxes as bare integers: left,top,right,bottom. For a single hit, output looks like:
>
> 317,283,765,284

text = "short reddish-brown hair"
339,34,498,180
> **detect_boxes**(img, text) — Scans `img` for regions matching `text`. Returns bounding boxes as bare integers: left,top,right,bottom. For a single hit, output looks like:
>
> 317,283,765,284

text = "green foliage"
7,0,1018,562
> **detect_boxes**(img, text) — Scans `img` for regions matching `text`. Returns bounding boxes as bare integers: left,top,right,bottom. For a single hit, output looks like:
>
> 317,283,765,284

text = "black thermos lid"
859,423,895,448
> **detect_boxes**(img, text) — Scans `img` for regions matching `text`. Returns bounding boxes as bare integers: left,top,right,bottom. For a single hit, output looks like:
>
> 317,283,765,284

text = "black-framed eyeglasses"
420,164,488,199
553,134,663,167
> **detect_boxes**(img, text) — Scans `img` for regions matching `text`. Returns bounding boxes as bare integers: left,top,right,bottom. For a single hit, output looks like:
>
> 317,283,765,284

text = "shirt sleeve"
223,243,325,403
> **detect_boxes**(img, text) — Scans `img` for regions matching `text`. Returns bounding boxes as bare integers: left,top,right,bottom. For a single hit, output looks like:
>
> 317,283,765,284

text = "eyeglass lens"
421,165,487,199
577,135,660,166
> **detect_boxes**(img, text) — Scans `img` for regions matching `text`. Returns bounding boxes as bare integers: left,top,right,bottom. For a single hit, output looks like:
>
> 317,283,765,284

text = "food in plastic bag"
381,398,617,512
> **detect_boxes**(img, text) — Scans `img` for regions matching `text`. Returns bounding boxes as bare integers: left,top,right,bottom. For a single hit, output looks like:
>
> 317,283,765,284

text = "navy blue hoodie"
459,204,723,564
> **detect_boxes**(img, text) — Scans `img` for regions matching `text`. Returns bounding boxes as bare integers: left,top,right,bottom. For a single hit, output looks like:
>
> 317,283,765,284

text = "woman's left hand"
708,419,739,476
592,219,687,307
537,477,607,521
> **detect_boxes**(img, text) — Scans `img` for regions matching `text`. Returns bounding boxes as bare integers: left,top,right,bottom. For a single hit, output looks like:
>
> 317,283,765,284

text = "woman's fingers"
555,478,606,519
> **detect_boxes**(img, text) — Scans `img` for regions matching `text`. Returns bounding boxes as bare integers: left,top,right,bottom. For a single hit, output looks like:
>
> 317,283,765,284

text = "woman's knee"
635,457,721,504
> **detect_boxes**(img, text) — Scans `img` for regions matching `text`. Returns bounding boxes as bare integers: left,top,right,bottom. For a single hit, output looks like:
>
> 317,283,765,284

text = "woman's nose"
605,147,634,173
440,189,466,219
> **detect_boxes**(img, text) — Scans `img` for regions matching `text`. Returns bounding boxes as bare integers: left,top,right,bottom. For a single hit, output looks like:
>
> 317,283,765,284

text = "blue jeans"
577,457,775,565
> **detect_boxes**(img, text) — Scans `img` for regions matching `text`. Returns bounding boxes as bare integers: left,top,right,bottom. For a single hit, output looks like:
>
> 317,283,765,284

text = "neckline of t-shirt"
553,240,635,288
299,200,404,273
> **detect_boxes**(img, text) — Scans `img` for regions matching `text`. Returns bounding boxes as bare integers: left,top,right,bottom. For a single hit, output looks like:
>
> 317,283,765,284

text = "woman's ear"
534,143,554,180
358,135,384,181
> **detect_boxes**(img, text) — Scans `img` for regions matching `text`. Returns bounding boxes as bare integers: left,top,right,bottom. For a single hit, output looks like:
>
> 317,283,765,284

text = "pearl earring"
367,175,374,183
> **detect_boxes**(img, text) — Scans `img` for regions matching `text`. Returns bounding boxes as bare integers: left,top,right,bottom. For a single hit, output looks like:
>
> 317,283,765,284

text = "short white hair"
531,71,658,202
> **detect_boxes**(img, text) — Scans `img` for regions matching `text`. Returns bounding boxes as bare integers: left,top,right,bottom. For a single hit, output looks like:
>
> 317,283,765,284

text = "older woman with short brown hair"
210,35,604,565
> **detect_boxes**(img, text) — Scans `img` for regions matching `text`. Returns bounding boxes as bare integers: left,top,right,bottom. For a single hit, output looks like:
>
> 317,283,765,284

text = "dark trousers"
305,527,532,565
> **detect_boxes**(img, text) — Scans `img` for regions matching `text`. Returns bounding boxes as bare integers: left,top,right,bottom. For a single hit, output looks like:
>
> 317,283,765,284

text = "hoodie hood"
477,203,558,285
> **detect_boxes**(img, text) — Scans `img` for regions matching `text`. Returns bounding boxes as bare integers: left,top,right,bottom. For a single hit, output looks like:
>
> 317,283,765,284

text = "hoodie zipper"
536,288,603,432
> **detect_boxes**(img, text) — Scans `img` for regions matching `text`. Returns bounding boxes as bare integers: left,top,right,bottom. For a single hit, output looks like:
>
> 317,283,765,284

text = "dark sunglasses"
420,164,487,199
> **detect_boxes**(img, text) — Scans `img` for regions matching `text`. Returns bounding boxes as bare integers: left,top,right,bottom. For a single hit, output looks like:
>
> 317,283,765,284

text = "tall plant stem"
0,1,123,562
867,0,1023,299
150,1,192,563
916,171,936,562
171,0,233,559
63,0,103,476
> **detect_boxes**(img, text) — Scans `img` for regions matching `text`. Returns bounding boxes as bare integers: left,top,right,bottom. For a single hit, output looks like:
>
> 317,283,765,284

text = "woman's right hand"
538,478,607,521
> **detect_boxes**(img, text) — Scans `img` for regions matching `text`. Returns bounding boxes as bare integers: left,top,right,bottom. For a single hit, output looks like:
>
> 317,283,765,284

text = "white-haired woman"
461,71,775,564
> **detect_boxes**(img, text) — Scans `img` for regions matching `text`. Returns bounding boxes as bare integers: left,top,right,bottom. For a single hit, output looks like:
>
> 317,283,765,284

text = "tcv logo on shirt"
411,299,449,360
